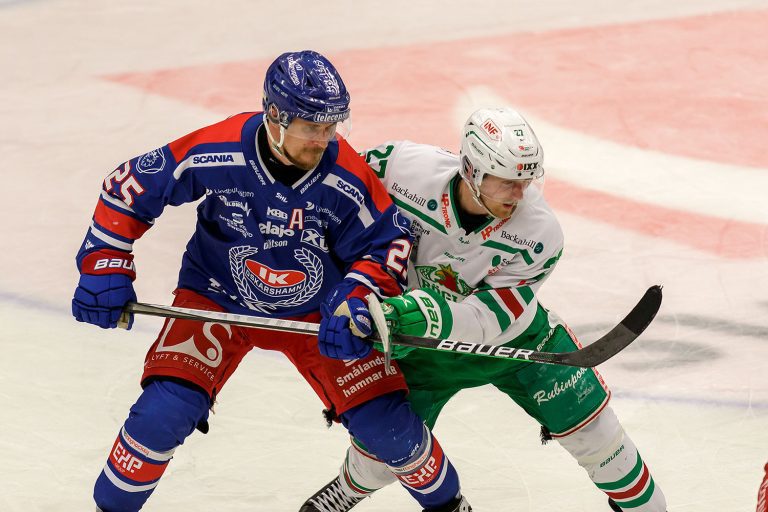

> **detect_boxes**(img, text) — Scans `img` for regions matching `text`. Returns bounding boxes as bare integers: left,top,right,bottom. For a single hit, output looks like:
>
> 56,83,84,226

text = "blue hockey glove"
72,249,137,329
318,281,374,360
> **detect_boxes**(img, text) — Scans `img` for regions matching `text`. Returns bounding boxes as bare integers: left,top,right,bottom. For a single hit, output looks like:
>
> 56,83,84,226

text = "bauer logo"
136,148,165,174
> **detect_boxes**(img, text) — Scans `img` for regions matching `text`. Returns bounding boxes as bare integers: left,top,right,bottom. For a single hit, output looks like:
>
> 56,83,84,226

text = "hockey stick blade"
540,284,662,367
119,285,661,367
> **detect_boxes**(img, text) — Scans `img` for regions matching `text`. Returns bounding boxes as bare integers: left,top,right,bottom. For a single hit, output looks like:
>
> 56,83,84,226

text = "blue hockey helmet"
262,50,351,128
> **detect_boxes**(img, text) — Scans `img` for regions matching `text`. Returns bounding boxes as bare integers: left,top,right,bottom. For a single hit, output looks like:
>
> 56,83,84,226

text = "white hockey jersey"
362,141,564,346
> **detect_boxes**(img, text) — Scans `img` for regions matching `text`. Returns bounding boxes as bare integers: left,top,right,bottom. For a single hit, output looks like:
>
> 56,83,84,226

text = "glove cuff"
407,288,453,339
80,249,137,280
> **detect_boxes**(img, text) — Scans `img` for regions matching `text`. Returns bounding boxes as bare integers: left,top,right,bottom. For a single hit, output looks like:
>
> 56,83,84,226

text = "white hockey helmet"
459,108,545,197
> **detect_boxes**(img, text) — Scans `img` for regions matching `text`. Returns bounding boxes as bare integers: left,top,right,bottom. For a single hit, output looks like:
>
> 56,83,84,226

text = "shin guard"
340,392,461,510
557,406,666,511
93,380,210,512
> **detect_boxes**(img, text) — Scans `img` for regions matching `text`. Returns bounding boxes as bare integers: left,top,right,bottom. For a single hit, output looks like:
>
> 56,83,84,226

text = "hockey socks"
557,406,666,511
339,392,462,510
93,379,210,512
387,425,460,509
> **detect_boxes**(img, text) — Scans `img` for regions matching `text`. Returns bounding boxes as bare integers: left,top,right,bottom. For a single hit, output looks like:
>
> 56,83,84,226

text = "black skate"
299,477,365,512
609,498,622,511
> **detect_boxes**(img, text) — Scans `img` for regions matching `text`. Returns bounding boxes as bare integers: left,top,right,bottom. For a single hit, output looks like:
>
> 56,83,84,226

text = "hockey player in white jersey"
304,108,667,512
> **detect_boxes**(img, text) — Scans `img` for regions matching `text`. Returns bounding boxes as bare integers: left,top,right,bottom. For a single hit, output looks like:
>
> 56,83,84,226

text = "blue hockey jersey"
76,112,413,317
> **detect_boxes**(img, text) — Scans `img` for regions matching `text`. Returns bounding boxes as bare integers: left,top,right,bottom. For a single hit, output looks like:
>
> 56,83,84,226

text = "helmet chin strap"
263,114,287,155
460,174,496,217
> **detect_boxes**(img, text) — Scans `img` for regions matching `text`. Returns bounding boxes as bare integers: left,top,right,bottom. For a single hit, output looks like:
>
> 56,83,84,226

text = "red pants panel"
141,289,407,413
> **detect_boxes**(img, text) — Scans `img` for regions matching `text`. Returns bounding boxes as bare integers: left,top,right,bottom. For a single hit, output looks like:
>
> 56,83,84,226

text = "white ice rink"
1,1,767,510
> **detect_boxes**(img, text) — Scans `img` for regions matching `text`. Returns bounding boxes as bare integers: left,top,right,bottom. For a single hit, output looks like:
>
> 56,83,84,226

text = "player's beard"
284,145,326,171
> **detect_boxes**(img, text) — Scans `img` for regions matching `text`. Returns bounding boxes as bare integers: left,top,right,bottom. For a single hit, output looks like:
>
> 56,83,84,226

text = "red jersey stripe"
495,288,524,318
335,138,393,214
94,200,151,240
350,260,402,297
168,112,253,162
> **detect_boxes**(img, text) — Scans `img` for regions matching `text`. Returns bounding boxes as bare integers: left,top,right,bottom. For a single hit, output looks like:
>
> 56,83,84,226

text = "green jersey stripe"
518,286,534,304
476,291,512,331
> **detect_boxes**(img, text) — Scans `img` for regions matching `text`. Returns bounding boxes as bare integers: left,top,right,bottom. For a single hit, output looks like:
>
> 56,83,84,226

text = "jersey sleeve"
444,222,563,345
75,114,248,270
328,139,414,298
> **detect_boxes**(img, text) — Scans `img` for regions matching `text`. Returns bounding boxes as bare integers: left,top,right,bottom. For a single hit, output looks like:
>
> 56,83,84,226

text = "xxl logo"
259,221,294,237
229,246,323,312
245,260,306,287
155,320,230,368
301,229,328,252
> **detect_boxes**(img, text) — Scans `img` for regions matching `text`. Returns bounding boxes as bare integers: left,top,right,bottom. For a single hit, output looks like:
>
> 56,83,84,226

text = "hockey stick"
119,285,661,367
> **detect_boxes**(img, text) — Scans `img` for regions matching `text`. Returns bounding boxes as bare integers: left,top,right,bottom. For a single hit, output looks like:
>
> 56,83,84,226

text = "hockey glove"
381,288,453,339
72,249,137,329
318,281,374,360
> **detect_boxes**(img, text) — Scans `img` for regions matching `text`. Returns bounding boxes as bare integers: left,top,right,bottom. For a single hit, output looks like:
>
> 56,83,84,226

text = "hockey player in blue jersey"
72,50,470,512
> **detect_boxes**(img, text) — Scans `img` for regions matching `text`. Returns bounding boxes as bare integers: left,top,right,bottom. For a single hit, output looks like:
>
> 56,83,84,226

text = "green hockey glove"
383,288,454,339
